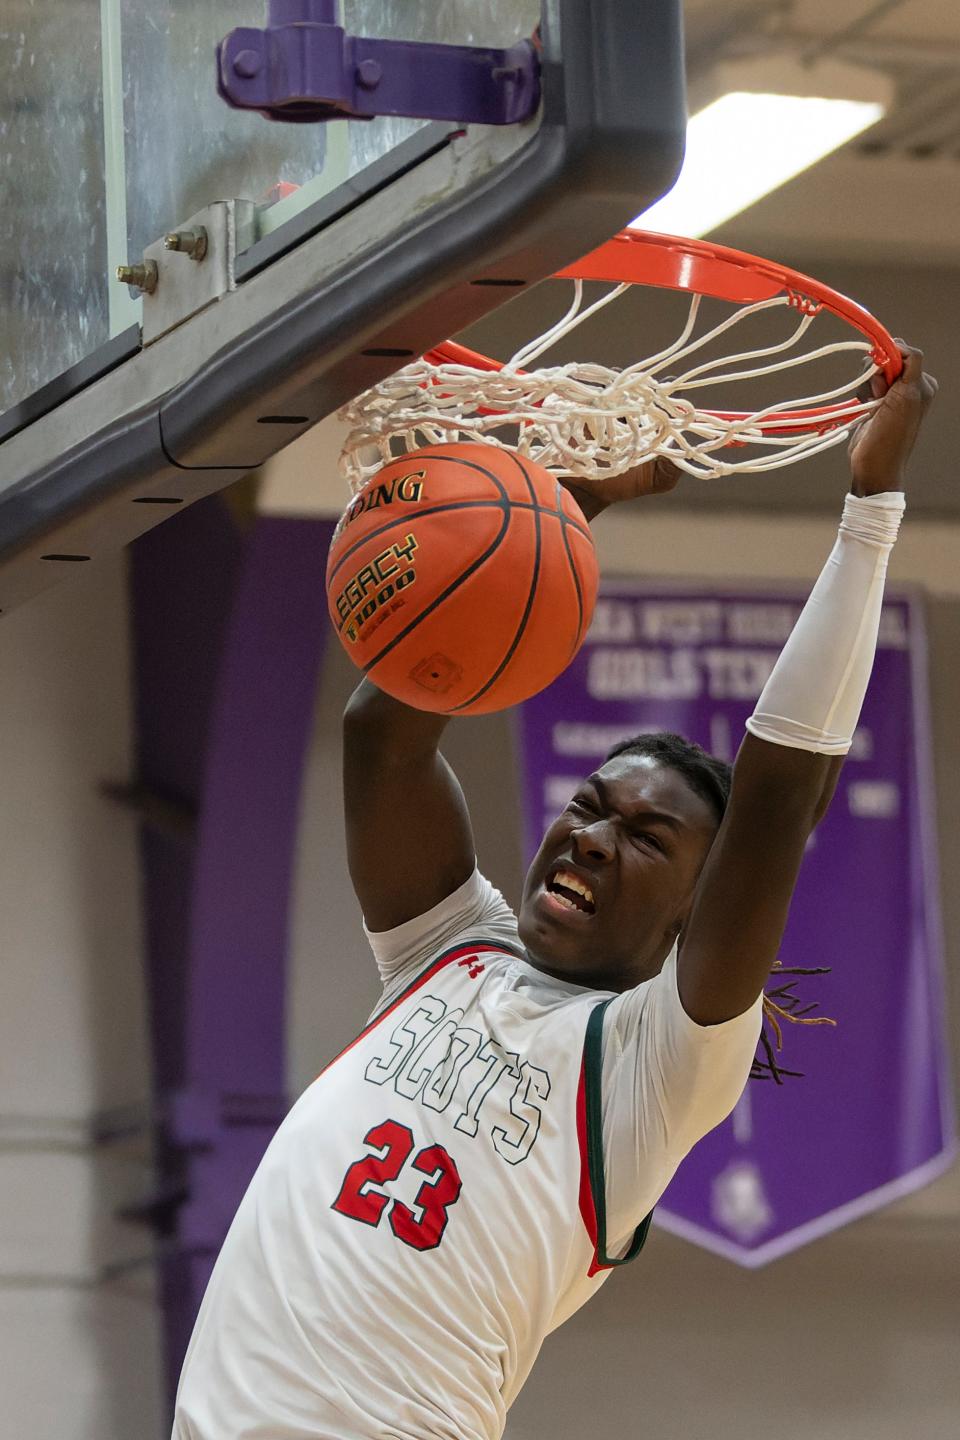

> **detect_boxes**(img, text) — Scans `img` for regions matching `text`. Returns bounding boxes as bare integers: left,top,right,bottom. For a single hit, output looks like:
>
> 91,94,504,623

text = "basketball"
326,443,598,715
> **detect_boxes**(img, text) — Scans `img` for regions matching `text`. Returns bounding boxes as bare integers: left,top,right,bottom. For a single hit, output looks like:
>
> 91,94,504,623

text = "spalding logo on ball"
326,443,598,715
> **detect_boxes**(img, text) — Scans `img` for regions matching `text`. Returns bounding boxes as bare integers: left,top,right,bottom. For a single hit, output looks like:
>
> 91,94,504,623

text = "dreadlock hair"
604,730,836,1084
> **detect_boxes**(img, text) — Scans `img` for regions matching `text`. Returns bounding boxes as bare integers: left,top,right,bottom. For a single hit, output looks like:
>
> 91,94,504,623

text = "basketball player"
173,345,935,1439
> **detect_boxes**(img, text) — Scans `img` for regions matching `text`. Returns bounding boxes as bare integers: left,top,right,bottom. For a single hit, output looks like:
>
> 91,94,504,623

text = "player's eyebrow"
585,774,684,831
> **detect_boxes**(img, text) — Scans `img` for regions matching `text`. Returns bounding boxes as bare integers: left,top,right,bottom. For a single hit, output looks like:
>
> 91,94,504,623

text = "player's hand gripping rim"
848,341,938,496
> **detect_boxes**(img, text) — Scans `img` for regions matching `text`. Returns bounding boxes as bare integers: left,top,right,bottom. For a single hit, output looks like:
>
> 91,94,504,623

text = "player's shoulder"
369,867,521,999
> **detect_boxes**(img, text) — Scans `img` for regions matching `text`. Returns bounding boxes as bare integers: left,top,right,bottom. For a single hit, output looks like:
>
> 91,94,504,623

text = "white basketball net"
338,280,881,494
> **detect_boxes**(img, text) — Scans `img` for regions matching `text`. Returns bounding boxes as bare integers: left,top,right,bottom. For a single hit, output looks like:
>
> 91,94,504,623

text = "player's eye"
568,793,599,816
630,830,664,852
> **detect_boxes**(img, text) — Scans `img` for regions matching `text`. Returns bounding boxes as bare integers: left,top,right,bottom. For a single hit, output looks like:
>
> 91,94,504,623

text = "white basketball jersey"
172,936,646,1440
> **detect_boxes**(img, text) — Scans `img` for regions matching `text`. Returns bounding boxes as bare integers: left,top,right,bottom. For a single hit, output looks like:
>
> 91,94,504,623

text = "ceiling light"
633,58,893,238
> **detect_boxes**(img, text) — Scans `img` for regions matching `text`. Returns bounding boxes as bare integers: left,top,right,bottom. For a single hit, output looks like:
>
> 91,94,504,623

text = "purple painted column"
126,502,336,1415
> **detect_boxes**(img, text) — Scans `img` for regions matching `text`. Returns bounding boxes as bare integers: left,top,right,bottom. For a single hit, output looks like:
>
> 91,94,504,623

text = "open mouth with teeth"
545,867,596,916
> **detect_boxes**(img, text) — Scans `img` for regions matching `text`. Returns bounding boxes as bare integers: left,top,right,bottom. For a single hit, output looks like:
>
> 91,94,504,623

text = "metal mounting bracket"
217,0,540,125
119,201,257,346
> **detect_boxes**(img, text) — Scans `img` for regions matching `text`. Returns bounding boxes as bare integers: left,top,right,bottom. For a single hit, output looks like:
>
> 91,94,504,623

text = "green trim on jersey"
584,999,653,1266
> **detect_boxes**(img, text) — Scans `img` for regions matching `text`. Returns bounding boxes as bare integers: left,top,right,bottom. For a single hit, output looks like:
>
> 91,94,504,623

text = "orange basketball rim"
427,230,902,437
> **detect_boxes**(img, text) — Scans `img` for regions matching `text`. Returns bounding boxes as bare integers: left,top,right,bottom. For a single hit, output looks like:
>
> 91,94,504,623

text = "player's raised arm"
342,678,475,933
675,345,937,1025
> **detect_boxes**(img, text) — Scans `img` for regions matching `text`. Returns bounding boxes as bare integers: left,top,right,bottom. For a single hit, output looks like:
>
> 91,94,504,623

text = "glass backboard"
2,0,545,419
0,0,686,614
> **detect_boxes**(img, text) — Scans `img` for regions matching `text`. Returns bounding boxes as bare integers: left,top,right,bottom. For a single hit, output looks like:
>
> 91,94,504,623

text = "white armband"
745,491,905,756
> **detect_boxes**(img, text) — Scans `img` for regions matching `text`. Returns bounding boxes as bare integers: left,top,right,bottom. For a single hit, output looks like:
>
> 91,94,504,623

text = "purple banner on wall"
516,582,956,1265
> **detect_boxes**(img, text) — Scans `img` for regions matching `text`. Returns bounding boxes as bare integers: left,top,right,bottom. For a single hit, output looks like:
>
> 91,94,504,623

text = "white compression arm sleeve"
745,491,906,756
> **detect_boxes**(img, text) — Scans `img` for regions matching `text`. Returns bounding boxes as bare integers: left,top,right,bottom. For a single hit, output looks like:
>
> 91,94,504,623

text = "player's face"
517,755,720,990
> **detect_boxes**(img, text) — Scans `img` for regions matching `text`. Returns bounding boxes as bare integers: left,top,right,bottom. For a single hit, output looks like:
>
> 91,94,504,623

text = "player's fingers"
863,342,930,413
650,457,681,494
869,371,887,401
891,340,925,388
855,356,887,405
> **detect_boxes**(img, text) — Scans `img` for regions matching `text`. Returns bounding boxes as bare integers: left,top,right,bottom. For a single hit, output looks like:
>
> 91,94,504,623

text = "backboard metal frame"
0,0,686,616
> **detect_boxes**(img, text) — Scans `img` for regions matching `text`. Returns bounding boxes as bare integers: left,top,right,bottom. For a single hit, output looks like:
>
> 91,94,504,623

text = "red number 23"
331,1119,462,1251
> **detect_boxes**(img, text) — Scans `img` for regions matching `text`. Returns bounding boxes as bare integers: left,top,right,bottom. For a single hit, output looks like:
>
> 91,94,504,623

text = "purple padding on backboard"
129,504,335,1412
